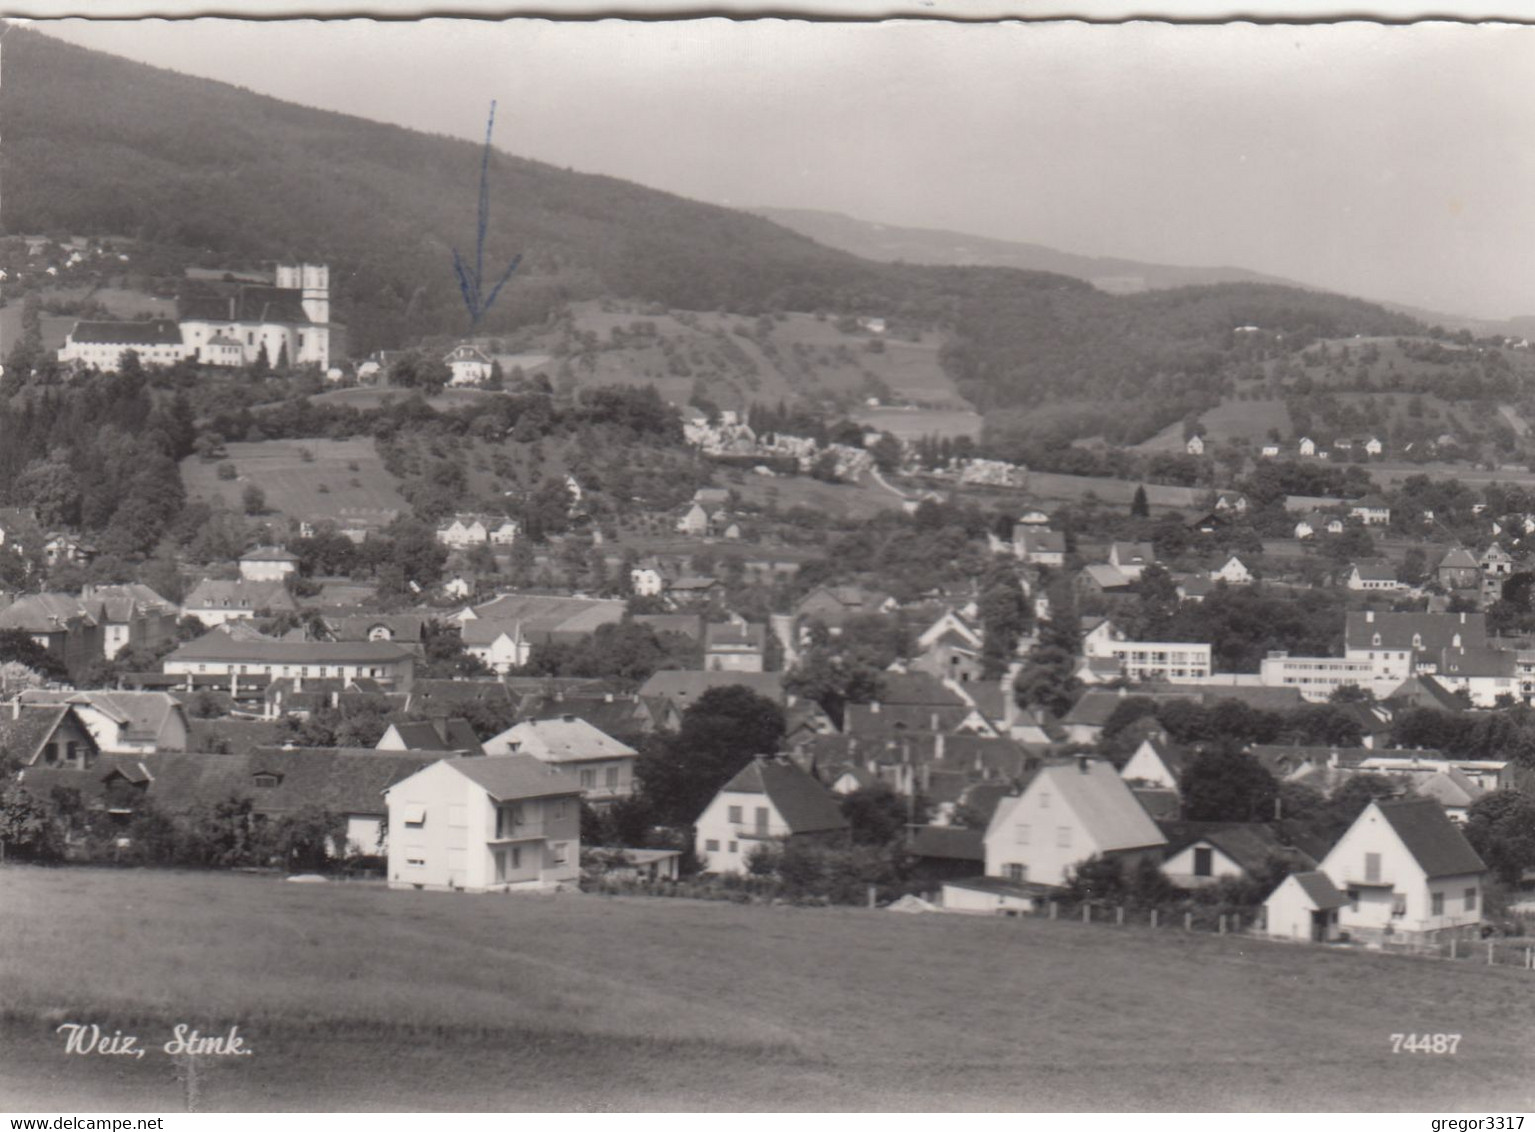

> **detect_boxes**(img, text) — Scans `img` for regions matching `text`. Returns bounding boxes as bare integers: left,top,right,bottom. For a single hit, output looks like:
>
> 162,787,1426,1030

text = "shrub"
216,462,237,481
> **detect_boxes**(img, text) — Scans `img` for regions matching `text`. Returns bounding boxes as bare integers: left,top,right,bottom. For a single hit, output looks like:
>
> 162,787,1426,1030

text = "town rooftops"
20,690,184,741
494,716,637,762
717,757,850,835
68,319,184,346
1373,797,1486,878
439,754,583,802
384,718,484,755
240,546,299,563
1013,758,1167,853
638,669,784,704
1438,646,1517,679
183,578,297,612
1439,547,1479,570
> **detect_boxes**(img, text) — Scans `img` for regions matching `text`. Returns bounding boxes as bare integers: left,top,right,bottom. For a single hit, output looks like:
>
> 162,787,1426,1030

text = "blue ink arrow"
453,100,522,328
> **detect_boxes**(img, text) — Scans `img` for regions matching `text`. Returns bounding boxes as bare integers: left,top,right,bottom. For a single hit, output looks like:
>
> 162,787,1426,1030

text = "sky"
25,18,1535,319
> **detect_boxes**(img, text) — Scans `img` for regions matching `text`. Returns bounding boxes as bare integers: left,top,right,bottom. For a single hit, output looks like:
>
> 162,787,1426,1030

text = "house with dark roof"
638,669,784,707
182,579,298,627
1344,610,1487,682
383,755,583,892
909,825,986,881
1318,798,1487,942
1158,821,1312,889
1437,547,1481,590
694,756,850,875
704,620,767,673
377,717,484,757
239,546,299,582
0,703,100,771
1435,646,1519,707
1263,870,1350,942
1347,561,1403,592
18,691,188,755
163,628,415,689
1118,736,1188,793
57,319,187,370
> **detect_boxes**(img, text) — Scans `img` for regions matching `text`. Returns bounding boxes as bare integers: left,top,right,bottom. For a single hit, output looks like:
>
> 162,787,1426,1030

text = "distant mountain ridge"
751,206,1308,294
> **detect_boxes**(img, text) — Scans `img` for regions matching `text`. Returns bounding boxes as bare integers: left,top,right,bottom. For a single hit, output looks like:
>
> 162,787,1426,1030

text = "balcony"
489,823,547,844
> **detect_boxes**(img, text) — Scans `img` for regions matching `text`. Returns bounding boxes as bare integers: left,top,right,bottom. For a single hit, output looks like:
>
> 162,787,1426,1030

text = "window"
580,769,596,789
551,800,566,820
1057,826,1072,848
254,773,281,789
1038,791,1050,810
1193,846,1214,878
1364,852,1381,882
1006,863,1025,882
1431,892,1445,916
404,804,426,828
550,842,568,865
1392,894,1407,918
1465,887,1478,912
405,855,425,867
705,839,720,852
728,805,743,824
728,841,738,853
755,807,770,835
1347,889,1360,912
43,742,59,765
1014,823,1030,845
605,767,619,789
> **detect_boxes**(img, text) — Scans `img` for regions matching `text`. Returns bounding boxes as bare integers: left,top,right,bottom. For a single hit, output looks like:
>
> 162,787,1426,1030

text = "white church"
58,263,335,373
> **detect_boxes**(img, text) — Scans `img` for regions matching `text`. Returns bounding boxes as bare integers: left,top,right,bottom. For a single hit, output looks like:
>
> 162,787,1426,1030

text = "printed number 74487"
1389,1033,1460,1053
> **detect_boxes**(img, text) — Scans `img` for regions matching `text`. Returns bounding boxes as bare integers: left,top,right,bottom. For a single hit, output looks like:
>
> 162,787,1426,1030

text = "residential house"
1298,437,1316,457
1185,434,1205,456
1318,798,1486,943
1349,495,1392,527
43,533,95,567
1434,647,1518,708
630,560,669,597
1344,611,1486,682
1211,555,1254,586
1118,737,1187,793
676,502,710,536
638,669,785,708
445,343,494,386
1213,491,1249,514
1076,563,1136,597
383,756,583,892
1158,822,1307,889
377,717,484,756
1263,871,1349,942
1013,527,1066,567
325,614,429,654
163,628,415,688
1437,548,1481,591
0,593,105,675
1481,542,1515,602
1260,444,1280,459
483,715,638,803
983,756,1168,888
0,703,100,770
1082,622,1213,682
793,585,894,634
1347,561,1403,592
182,578,298,627
1364,437,1384,456
17,691,189,755
694,756,850,875
704,620,767,673
238,546,299,582
1107,541,1156,581
908,825,986,882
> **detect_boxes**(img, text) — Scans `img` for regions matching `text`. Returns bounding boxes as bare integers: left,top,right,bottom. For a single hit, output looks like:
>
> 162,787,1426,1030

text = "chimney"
604,692,614,703
1076,754,1091,774
930,711,940,732
11,697,18,720
1460,612,1467,623
935,732,946,761
561,713,576,724
1366,610,1375,623
330,690,339,709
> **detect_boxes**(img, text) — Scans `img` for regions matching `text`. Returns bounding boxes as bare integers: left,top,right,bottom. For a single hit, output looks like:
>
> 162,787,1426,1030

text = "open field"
853,407,984,441
729,468,905,521
3,867,1534,1111
1023,471,1203,509
1136,399,1294,452
180,438,407,523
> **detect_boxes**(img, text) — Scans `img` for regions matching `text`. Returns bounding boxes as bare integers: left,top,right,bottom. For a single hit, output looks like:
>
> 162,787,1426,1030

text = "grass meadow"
3,867,1534,1111
179,439,407,523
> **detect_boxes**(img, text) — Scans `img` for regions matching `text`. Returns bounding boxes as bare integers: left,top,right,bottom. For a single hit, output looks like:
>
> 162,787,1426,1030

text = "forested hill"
0,26,1424,432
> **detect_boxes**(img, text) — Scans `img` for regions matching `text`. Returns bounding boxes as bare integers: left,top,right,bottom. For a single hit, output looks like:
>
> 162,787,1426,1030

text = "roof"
909,825,985,861
1351,561,1398,583
1061,689,1200,730
638,670,784,704
842,703,975,736
1373,798,1487,878
999,758,1166,853
1352,494,1392,510
463,595,626,638
1158,821,1298,875
1017,530,1066,553
1413,769,1484,809
325,614,428,643
631,613,706,642
704,621,767,652
1383,674,1464,713
1438,647,1516,679
166,629,412,665
0,705,79,765
716,758,850,834
1344,612,1488,654
1439,547,1480,570
186,718,285,756
1080,564,1133,591
68,318,183,346
1285,870,1349,910
403,679,516,712
1111,541,1156,564
384,718,484,755
179,283,313,325
874,672,967,708
492,716,636,762
441,755,583,802
19,750,436,817
240,546,299,563
183,579,298,613
20,690,184,741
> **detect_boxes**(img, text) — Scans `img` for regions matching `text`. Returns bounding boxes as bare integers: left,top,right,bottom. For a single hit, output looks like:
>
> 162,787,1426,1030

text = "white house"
1298,437,1316,457
1260,444,1281,459
1211,555,1254,586
1263,871,1349,942
1349,495,1392,527
1364,437,1384,456
17,690,190,755
1185,434,1205,456
630,562,667,597
1107,541,1156,581
436,516,489,549
1119,737,1185,793
1347,562,1403,592
460,619,525,674
483,715,638,803
445,344,494,387
694,756,850,876
983,757,1167,888
238,546,299,582
383,756,582,893
1317,798,1486,943
677,502,709,536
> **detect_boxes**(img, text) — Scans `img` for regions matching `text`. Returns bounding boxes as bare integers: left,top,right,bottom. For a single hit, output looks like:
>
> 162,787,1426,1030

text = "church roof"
68,319,183,346
179,284,312,325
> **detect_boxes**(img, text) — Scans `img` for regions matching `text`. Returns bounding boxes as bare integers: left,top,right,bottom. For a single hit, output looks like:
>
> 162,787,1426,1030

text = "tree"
1463,790,1535,886
839,784,921,846
782,647,884,729
0,784,65,862
978,567,1031,680
1180,749,1278,822
1130,485,1150,519
0,630,69,684
241,483,267,516
635,686,785,826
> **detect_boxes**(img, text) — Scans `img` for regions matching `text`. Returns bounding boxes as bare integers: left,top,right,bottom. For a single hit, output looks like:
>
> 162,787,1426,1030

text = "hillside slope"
753,206,1307,293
